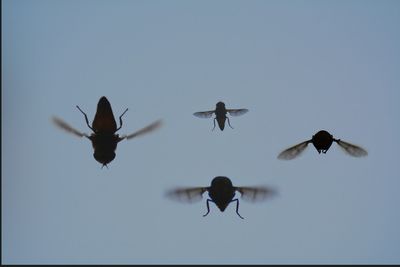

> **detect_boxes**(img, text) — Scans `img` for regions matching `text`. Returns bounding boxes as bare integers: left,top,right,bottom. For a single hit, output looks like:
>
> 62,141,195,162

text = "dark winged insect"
277,130,368,160
52,96,162,168
193,101,248,131
166,176,276,219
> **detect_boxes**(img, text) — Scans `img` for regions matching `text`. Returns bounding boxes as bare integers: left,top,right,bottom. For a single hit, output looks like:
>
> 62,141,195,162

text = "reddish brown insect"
193,101,248,131
166,176,276,219
277,130,368,160
52,96,162,168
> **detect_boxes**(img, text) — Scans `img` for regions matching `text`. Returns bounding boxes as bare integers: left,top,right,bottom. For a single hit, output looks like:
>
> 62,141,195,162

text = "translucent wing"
52,117,89,138
193,110,215,118
166,187,208,203
123,119,162,140
277,140,311,160
227,108,249,116
236,186,277,202
336,139,368,157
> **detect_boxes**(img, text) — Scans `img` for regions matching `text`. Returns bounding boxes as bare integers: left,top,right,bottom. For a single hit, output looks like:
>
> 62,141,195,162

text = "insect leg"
116,108,129,132
212,118,216,131
232,199,244,219
227,117,234,129
203,199,212,217
101,163,109,169
76,105,95,132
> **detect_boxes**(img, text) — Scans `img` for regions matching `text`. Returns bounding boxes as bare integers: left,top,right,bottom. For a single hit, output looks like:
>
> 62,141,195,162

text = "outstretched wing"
52,117,89,138
335,139,368,157
236,186,277,202
166,187,208,203
227,108,249,116
193,110,215,118
277,140,311,160
122,119,162,140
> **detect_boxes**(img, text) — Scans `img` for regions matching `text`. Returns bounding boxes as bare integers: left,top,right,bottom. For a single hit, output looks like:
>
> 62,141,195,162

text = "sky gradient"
2,0,400,264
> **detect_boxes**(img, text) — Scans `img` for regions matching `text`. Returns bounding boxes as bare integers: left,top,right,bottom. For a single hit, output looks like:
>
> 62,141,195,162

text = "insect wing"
92,97,117,133
166,187,208,203
277,140,310,160
52,117,88,138
226,108,249,116
236,186,277,202
193,110,215,118
123,119,162,140
336,139,368,157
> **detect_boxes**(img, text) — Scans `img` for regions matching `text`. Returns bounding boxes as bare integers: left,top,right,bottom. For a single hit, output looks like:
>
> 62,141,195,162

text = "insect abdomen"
92,96,118,133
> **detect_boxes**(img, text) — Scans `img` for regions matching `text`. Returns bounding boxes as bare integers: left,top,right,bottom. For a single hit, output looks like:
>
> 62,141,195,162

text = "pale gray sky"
3,0,400,264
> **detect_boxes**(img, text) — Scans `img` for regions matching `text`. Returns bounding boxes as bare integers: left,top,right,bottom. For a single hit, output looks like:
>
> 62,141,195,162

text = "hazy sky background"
3,0,400,264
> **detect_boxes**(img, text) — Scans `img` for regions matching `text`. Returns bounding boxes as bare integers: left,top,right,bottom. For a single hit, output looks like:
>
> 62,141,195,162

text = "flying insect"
166,176,276,219
277,130,368,160
193,101,248,131
52,96,162,167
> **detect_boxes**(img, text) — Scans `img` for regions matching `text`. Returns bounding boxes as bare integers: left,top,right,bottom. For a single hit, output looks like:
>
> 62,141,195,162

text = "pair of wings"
52,117,162,140
166,185,277,203
277,139,368,160
193,108,249,118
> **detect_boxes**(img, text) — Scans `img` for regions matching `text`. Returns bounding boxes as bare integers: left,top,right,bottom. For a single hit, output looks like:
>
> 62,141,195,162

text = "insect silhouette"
166,176,276,219
193,101,248,131
52,96,162,168
277,130,368,160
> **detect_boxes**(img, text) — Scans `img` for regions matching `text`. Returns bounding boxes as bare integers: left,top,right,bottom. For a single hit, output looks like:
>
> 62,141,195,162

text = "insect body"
52,96,162,167
193,101,248,131
277,130,368,160
166,176,276,219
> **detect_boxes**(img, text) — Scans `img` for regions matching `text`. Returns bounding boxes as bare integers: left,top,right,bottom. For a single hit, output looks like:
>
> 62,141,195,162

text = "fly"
277,130,368,160
193,101,248,131
166,176,276,219
52,96,162,168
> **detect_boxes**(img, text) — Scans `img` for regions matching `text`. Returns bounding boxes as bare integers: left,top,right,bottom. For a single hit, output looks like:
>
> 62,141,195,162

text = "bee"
166,176,276,219
277,130,368,160
52,96,162,168
193,101,248,131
